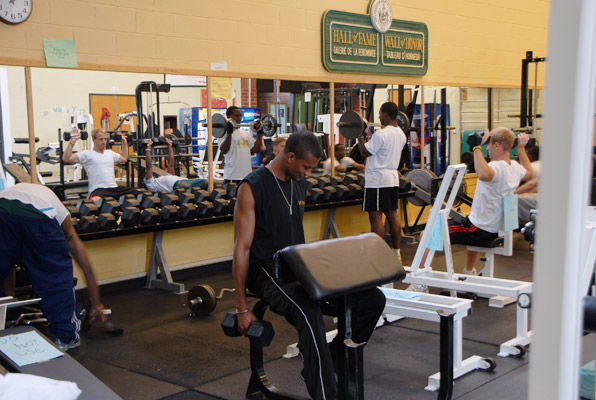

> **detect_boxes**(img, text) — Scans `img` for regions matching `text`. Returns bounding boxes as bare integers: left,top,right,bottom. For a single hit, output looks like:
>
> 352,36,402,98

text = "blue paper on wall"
503,194,518,231
427,212,443,251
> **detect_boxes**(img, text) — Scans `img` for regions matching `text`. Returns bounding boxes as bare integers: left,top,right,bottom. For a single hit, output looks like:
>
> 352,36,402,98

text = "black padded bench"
244,233,406,400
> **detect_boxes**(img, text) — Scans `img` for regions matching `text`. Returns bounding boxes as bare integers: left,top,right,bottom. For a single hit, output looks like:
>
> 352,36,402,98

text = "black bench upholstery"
274,233,406,301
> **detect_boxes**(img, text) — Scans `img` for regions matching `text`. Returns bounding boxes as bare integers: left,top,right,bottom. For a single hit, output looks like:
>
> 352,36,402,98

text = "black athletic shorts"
91,186,139,199
448,218,498,247
362,186,399,212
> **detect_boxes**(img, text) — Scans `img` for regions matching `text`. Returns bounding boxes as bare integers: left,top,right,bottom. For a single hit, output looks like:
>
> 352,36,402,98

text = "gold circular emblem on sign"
370,0,392,33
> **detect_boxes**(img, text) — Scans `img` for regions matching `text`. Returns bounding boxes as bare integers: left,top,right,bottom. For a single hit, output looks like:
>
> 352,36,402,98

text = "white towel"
0,373,81,400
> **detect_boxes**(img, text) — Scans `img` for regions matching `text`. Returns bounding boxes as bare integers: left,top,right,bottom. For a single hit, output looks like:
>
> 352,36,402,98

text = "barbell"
209,113,279,139
336,110,410,139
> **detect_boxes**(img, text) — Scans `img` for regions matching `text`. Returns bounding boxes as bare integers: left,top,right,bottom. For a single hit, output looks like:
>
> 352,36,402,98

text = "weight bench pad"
276,233,406,301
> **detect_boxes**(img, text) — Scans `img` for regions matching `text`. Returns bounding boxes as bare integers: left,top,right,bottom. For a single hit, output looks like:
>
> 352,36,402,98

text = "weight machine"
402,164,533,358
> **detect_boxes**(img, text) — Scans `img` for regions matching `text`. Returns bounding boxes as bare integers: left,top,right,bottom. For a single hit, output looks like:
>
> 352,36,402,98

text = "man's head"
281,131,321,180
226,106,243,124
91,128,108,152
272,137,286,156
527,146,540,162
379,102,399,126
334,143,346,160
487,127,515,159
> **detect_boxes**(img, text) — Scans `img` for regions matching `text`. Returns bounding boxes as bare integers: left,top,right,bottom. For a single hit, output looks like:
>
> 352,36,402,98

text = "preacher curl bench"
232,233,406,400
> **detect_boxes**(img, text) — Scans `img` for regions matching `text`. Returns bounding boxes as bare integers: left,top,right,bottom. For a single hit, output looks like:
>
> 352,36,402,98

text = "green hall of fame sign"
322,2,428,76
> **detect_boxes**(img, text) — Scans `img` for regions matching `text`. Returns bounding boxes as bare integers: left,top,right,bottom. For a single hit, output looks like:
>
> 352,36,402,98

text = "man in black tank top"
232,131,386,400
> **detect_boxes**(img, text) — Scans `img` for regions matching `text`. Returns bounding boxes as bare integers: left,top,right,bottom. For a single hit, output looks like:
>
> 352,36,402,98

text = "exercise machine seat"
274,233,406,301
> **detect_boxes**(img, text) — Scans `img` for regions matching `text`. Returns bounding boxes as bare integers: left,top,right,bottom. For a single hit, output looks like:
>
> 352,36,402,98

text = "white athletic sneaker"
461,268,478,276
405,284,428,293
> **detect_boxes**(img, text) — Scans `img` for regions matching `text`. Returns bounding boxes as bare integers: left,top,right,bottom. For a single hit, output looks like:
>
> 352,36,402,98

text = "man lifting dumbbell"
62,128,138,203
357,102,407,262
143,138,206,192
233,131,385,400
408,128,533,292
0,183,110,350
219,106,265,183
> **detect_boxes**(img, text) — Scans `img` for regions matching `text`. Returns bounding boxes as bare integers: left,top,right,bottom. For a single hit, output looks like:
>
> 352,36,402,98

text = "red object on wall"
201,89,229,109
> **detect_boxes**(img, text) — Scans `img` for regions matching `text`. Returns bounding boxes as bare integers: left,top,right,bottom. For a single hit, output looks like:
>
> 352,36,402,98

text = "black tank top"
243,166,307,274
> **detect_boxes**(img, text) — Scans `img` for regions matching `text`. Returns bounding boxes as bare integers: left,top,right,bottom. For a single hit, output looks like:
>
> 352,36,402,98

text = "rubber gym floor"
67,233,592,399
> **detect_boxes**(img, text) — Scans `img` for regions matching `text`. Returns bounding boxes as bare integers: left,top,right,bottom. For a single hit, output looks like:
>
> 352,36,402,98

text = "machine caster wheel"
187,284,217,316
513,344,526,358
481,357,497,371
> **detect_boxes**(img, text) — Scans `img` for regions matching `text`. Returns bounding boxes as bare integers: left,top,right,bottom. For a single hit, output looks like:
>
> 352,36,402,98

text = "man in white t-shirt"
450,128,532,274
357,102,407,260
63,128,137,203
219,106,264,183
322,143,365,175
143,138,205,192
0,183,110,351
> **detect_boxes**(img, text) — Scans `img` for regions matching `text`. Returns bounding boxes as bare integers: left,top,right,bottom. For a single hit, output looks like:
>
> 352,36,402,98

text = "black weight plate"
403,169,437,207
338,110,365,139
396,111,410,133
187,284,217,315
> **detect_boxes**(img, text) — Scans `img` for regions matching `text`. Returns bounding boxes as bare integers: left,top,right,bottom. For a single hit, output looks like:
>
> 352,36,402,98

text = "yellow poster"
211,77,232,99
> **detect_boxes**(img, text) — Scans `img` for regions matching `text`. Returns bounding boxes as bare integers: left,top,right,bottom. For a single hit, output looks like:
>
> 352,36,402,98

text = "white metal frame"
382,288,495,392
402,164,533,357
528,1,596,399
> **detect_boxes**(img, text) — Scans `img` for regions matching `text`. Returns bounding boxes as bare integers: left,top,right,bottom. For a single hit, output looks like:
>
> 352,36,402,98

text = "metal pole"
24,67,37,184
206,77,214,193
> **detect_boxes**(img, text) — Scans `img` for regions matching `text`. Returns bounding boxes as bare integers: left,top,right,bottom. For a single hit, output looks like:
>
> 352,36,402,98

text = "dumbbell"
196,201,215,217
316,176,331,189
65,204,80,219
342,173,357,185
334,184,350,200
157,191,180,206
140,208,160,225
110,132,134,146
305,177,318,191
174,189,196,205
223,182,238,198
189,188,209,203
322,186,338,201
119,194,142,209
77,200,100,216
74,215,98,233
347,183,363,198
209,113,279,139
63,130,89,141
356,172,365,187
97,198,142,228
307,188,325,204
221,312,275,347
209,187,228,201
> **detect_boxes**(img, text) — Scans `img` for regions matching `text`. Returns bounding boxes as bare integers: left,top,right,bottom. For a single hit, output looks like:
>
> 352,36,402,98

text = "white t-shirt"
219,128,255,180
77,150,121,194
531,160,541,179
0,183,69,224
145,175,184,193
322,157,356,175
469,160,527,233
363,125,407,188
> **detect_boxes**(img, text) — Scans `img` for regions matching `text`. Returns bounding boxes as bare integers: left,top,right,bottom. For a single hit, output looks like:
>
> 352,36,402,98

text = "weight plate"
338,110,365,140
211,113,227,139
403,169,437,207
187,284,217,315
261,114,278,137
396,111,410,133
